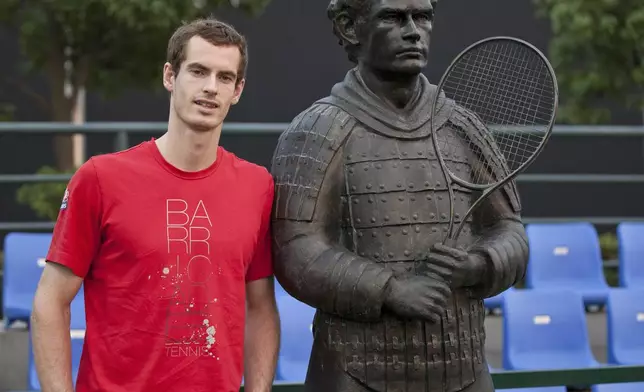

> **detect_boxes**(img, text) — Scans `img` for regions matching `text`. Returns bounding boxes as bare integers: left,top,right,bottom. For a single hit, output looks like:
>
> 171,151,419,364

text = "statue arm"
465,184,529,299
450,105,529,299
270,106,394,322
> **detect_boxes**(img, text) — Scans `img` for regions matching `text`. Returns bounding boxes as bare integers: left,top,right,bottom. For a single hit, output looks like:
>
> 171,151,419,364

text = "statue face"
357,0,434,75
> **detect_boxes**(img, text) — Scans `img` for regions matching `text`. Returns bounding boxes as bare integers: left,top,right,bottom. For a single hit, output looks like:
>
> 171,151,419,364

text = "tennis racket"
430,36,559,245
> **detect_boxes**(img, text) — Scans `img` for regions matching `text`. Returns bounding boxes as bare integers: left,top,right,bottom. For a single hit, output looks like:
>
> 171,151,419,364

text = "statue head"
327,0,437,76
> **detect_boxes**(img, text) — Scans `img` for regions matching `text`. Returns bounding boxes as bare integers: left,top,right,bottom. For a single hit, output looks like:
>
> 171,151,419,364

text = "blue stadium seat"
483,292,504,311
69,290,86,330
606,288,644,365
484,286,514,313
28,330,85,389
503,289,600,370
3,232,53,326
592,382,644,391
525,223,610,306
274,278,287,297
2,232,86,329
616,223,644,288
498,387,567,392
275,293,316,382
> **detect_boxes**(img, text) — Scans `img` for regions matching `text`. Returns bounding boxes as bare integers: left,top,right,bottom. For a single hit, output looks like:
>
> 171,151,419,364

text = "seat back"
3,232,86,328
503,289,596,370
593,382,644,392
616,223,644,288
69,290,87,330
484,286,514,310
526,223,607,288
274,278,287,297
500,388,567,392
606,288,644,365
3,232,52,323
275,294,316,382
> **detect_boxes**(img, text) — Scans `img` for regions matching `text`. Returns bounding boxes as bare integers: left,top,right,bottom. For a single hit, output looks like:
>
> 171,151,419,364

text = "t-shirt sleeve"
245,174,275,282
46,159,102,278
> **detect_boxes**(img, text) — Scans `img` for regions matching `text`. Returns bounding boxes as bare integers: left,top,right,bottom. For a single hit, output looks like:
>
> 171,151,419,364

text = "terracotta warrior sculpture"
270,0,529,390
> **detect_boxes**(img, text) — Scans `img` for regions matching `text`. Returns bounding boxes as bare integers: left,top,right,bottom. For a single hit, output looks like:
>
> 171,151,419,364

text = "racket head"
430,36,559,190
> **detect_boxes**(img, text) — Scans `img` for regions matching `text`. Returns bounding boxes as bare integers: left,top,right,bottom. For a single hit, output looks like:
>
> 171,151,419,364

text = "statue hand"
415,243,464,284
382,273,451,323
421,243,485,289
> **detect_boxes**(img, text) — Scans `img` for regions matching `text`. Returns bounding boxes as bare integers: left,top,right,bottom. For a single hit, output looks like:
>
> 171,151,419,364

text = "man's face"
163,36,245,132
357,0,434,75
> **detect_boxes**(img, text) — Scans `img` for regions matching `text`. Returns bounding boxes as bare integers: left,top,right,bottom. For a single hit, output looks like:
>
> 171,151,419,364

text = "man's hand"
32,261,83,392
244,278,280,392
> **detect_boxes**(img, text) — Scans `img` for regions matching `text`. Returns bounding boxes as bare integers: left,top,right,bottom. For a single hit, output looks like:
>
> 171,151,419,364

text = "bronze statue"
270,0,529,391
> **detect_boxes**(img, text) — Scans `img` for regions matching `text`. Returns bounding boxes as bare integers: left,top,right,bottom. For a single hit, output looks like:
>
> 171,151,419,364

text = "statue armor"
270,69,528,392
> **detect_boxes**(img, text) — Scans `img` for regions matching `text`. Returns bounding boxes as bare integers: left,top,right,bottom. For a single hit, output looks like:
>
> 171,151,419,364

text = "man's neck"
156,116,221,172
358,64,421,110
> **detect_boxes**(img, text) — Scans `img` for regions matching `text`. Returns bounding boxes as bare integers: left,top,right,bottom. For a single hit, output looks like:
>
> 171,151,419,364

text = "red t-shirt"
46,139,274,392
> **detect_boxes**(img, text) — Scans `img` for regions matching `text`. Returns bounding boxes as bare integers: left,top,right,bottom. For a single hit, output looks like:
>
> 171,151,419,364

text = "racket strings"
437,39,557,186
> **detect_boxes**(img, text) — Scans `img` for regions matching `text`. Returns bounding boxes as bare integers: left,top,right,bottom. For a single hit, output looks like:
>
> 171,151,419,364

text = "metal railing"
2,123,644,388
240,365,644,391
1,122,644,231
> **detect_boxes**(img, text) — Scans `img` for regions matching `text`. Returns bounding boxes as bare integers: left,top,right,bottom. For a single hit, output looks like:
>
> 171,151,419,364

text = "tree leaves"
534,0,644,124
0,0,271,102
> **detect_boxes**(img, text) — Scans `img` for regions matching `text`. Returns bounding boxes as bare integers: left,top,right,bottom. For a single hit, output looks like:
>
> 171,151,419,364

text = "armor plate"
271,74,525,392
327,118,486,392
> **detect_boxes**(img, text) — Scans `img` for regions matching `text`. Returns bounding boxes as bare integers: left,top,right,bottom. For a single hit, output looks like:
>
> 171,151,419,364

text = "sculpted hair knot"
326,0,372,63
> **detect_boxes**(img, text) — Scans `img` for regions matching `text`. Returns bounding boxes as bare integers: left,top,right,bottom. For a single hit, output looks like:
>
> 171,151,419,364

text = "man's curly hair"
327,0,439,63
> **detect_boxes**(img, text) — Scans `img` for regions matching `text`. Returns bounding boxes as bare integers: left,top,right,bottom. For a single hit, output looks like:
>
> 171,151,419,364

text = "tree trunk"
70,58,89,167
46,54,87,172
50,85,75,172
72,87,86,167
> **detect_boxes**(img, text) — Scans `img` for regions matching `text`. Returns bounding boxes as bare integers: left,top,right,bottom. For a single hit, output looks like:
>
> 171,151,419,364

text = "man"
31,18,279,392
270,0,528,391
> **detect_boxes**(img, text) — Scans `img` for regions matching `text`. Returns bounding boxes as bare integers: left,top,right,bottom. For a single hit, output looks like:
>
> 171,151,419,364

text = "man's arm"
243,173,280,391
244,278,280,392
31,159,102,391
31,262,83,392
271,105,393,322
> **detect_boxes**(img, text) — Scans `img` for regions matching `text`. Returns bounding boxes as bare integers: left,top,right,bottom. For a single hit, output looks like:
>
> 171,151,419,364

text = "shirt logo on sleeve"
60,188,69,210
